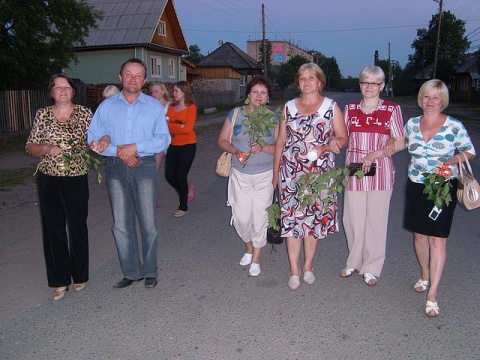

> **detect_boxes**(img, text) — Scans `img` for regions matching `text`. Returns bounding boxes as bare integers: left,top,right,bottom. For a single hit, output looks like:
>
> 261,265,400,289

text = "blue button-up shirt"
88,91,171,157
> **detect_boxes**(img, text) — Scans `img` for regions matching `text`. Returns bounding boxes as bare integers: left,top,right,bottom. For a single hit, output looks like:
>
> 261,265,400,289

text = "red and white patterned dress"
279,97,339,239
344,100,404,191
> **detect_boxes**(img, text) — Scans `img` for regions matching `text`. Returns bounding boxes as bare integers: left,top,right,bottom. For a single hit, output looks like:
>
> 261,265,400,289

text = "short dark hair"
47,73,77,102
119,58,147,77
245,76,273,98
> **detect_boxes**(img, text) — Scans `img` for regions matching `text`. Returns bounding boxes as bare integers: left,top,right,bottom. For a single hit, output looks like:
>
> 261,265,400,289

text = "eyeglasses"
359,82,382,88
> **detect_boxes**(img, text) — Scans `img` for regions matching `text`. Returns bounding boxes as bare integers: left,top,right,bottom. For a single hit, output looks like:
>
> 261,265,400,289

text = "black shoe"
114,277,143,289
145,277,158,288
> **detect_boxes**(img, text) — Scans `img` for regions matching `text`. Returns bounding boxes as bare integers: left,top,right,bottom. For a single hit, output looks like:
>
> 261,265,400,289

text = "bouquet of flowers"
422,161,453,210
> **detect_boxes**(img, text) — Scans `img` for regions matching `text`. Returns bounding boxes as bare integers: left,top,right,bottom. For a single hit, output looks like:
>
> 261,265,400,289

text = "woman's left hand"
328,137,342,154
362,154,376,173
249,141,263,154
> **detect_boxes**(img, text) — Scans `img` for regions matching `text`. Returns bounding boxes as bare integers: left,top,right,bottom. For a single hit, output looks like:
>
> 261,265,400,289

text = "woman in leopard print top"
26,73,92,301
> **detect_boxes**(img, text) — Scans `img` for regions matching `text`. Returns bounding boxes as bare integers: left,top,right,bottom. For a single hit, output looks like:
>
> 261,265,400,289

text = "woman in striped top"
340,66,405,286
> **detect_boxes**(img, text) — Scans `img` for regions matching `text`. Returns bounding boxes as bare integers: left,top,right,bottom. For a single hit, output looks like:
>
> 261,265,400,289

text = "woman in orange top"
165,81,197,217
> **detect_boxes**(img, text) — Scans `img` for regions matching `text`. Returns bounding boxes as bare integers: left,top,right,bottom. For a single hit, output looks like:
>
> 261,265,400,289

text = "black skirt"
404,178,458,238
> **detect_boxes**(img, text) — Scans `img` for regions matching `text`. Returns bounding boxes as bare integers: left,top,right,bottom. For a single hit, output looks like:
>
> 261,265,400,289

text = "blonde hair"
294,63,327,92
102,85,120,99
149,82,172,102
417,79,449,111
359,66,385,82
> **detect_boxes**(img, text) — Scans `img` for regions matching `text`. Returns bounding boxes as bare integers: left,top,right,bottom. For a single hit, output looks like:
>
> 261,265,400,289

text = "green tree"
0,0,102,90
307,50,342,91
184,44,204,65
408,10,470,82
276,55,309,89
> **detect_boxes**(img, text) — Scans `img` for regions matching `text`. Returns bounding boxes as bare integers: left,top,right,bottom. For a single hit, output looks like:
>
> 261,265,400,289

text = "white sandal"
426,300,439,317
413,279,429,293
341,268,355,277
364,273,377,286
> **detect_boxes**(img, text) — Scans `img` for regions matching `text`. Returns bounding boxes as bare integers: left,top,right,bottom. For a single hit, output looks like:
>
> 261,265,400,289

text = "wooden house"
66,0,189,85
453,54,480,103
194,42,262,101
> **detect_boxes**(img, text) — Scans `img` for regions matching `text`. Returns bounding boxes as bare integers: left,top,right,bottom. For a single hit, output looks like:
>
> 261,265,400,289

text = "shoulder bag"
457,152,480,210
215,107,240,177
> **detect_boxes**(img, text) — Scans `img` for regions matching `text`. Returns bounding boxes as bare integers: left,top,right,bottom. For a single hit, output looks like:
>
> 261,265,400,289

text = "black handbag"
347,162,376,176
267,191,283,245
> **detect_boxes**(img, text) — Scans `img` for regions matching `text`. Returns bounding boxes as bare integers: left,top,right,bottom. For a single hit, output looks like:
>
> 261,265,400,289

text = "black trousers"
165,143,196,211
37,171,89,287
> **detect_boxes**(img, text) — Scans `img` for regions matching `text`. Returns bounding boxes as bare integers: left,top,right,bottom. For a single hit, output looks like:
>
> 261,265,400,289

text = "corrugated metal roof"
83,0,168,47
198,42,261,70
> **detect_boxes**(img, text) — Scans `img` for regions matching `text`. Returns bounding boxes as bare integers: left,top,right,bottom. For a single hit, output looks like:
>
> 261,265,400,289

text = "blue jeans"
105,156,158,279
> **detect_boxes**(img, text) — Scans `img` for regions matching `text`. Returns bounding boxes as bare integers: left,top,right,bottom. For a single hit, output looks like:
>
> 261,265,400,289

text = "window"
151,56,162,78
180,65,186,81
158,21,166,36
168,58,175,78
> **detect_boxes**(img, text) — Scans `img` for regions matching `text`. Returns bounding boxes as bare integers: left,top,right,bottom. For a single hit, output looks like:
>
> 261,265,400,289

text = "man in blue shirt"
88,58,171,289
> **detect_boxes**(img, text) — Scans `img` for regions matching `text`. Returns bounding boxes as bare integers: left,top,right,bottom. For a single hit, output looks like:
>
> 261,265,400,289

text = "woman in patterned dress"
26,73,93,300
404,79,475,317
273,63,348,290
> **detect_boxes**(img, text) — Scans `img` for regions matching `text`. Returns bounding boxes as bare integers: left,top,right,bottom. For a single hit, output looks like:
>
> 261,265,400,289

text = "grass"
0,134,28,155
0,166,36,190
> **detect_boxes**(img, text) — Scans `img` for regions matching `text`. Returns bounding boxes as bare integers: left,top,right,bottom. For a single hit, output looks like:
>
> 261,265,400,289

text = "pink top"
344,100,404,191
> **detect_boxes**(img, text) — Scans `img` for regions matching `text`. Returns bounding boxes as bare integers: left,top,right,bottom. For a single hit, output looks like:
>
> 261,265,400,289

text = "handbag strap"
459,152,474,176
228,107,240,144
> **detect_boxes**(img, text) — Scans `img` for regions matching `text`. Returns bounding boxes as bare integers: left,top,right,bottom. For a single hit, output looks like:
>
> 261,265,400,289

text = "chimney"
218,40,223,47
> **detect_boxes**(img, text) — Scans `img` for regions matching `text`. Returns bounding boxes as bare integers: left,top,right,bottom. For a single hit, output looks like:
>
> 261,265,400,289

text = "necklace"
360,99,382,114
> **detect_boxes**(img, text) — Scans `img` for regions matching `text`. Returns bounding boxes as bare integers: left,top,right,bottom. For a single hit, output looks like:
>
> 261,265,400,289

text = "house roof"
413,63,434,80
79,0,187,51
456,54,480,75
198,42,261,70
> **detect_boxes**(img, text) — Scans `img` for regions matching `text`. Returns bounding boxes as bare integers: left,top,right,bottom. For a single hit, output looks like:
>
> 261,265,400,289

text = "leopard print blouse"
26,105,93,177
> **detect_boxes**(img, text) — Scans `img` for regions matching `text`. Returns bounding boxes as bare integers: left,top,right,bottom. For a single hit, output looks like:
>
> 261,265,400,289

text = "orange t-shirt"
167,104,197,146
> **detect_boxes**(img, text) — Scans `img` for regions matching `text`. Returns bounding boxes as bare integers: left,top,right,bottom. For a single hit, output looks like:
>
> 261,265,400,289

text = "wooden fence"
0,86,296,135
0,85,87,135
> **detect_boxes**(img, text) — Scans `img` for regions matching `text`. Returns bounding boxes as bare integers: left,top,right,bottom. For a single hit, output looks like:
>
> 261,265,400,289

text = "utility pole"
262,4,267,76
432,0,443,78
388,43,392,97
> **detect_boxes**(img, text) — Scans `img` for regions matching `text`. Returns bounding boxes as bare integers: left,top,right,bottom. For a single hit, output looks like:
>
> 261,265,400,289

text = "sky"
174,0,480,77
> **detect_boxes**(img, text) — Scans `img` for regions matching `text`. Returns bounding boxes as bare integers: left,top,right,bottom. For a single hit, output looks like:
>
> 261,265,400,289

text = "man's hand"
117,144,137,162
123,155,140,167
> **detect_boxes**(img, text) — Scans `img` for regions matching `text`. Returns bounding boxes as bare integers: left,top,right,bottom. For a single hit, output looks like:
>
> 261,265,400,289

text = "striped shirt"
344,100,404,191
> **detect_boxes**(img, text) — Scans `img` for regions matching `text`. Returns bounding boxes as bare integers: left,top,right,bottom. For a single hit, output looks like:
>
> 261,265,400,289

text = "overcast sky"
174,0,480,77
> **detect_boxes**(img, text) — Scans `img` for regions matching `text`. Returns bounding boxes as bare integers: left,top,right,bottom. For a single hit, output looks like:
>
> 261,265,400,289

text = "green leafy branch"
266,166,366,229
422,172,452,209
61,139,103,183
241,98,280,148
266,200,281,231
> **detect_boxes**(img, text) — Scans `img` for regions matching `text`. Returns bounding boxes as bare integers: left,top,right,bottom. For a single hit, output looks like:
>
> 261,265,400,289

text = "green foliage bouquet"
266,166,366,229
62,139,103,183
422,162,453,210
238,99,280,165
